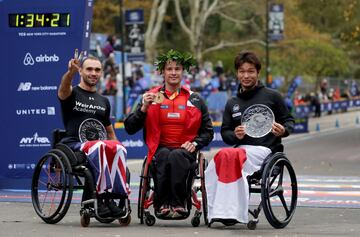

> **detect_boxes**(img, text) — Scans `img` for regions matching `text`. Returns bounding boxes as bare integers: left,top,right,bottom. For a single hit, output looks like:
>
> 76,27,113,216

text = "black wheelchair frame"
31,129,132,227
137,152,208,227
208,151,298,230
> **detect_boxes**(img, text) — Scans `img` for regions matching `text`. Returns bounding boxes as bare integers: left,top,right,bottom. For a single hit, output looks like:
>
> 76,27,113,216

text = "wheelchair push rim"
261,155,298,229
31,150,73,224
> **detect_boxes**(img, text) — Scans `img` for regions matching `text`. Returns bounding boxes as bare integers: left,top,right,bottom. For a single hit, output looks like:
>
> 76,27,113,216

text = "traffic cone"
316,123,320,132
335,119,340,128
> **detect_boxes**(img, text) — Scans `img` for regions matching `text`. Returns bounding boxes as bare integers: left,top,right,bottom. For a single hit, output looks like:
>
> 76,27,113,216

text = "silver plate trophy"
79,118,107,143
241,104,274,138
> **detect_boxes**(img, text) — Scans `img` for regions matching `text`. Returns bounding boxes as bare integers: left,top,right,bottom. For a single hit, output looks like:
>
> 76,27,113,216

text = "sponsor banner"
293,117,308,133
125,9,145,62
0,0,93,189
116,128,147,158
268,4,284,41
115,126,221,159
295,99,360,118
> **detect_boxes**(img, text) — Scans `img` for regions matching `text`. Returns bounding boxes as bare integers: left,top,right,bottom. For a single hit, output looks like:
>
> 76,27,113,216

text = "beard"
83,77,99,87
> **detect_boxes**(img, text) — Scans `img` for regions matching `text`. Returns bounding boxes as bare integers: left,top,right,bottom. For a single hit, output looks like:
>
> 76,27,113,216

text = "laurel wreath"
154,49,196,73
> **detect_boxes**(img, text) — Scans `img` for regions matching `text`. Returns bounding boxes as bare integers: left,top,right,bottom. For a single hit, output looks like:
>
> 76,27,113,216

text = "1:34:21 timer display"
9,13,70,28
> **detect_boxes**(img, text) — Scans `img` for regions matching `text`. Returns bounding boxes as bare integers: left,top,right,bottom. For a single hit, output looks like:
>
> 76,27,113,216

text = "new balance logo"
17,82,32,91
17,82,57,92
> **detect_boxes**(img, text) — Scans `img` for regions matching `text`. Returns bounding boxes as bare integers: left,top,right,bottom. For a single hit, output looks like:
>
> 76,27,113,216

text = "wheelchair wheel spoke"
44,166,57,185
278,165,284,186
269,186,282,198
38,178,48,187
269,168,280,187
40,191,49,210
279,193,290,216
48,191,57,215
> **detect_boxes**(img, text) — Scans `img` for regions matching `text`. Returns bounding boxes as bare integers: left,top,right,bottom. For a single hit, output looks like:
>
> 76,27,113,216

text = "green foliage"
154,49,196,72
299,40,349,77
91,0,358,80
296,0,360,77
297,0,346,34
92,0,119,35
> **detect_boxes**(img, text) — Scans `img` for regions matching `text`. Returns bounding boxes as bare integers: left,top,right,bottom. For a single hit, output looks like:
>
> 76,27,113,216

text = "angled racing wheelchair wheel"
138,157,151,224
199,153,209,226
261,153,297,229
31,149,73,224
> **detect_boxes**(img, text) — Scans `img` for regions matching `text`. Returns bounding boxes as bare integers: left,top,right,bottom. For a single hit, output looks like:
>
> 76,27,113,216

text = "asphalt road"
284,126,360,177
1,125,360,236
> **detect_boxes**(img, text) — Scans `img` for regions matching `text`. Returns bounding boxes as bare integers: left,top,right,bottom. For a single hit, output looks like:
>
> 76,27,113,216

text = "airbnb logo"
23,52,60,66
23,53,35,65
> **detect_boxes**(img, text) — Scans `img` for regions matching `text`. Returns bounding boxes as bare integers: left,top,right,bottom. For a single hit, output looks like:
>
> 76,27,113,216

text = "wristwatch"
192,141,198,149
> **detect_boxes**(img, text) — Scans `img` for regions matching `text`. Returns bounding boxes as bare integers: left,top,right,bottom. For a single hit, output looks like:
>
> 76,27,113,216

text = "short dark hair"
234,51,261,72
81,55,102,68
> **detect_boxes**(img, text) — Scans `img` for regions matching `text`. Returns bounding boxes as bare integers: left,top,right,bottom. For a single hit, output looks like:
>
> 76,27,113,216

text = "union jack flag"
81,140,130,195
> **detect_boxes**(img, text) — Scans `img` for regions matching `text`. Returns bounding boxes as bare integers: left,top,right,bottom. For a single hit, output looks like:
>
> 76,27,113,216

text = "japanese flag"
205,145,271,223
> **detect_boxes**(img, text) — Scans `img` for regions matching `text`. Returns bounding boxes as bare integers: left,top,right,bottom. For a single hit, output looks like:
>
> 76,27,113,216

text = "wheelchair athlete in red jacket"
124,49,213,218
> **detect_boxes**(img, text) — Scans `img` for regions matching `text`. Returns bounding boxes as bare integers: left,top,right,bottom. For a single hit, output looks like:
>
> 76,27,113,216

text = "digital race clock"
8,13,70,28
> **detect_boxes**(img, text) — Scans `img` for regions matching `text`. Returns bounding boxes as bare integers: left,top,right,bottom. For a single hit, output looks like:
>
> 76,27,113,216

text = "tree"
262,0,351,92
296,0,360,76
144,0,170,62
300,40,350,91
92,0,119,35
173,0,266,62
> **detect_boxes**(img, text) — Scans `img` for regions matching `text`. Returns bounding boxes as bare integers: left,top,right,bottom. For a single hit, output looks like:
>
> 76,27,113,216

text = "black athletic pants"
150,147,196,209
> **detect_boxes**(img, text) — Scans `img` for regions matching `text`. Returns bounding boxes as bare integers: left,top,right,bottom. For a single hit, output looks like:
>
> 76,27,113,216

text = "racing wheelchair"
138,152,208,227
31,129,132,227
208,150,298,230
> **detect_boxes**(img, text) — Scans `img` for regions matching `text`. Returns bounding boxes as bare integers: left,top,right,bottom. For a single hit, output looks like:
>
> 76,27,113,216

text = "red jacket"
144,86,202,162
124,85,214,164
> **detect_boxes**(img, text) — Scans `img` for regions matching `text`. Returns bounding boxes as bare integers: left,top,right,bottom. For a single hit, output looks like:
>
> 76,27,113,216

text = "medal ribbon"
168,88,181,100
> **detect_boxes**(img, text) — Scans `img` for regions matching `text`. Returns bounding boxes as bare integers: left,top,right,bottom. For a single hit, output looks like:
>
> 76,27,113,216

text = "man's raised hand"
68,48,83,74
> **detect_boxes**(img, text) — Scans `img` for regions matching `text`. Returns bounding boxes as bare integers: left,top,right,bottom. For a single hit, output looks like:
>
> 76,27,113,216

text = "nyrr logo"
23,52,60,66
19,132,51,147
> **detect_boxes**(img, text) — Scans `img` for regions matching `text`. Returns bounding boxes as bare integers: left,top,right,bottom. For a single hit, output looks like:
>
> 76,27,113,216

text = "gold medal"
154,92,164,104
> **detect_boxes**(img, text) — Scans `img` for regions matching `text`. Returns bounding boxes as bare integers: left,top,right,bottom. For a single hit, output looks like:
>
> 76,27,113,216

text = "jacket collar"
154,84,191,95
237,81,265,99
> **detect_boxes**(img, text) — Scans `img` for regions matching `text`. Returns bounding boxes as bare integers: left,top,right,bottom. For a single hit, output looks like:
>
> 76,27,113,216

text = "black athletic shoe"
107,200,126,217
97,203,112,217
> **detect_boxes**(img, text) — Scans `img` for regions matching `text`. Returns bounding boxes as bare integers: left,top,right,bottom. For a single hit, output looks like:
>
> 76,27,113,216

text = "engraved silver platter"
79,118,107,143
241,104,274,138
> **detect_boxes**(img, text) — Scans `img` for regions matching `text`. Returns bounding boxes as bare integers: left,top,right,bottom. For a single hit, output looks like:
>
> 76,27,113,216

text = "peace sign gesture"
68,48,84,74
